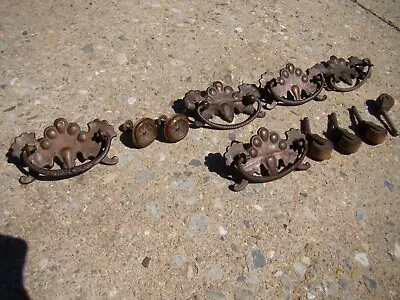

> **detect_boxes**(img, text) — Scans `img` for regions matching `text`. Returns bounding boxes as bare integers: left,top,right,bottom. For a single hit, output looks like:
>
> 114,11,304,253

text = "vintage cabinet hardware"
372,93,399,137
259,56,371,109
8,118,118,184
350,106,387,145
182,81,265,130
308,56,372,92
260,63,326,109
224,127,310,191
301,117,333,161
121,113,189,148
328,112,361,154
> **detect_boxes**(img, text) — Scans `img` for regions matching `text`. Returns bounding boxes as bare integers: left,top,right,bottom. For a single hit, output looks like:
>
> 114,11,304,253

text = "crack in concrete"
351,0,399,32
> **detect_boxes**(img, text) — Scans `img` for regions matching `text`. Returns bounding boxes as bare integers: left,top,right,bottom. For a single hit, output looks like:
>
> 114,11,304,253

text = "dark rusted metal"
182,81,265,129
301,117,333,161
372,94,399,137
260,63,326,109
162,114,190,143
259,56,371,109
350,106,387,145
329,112,361,154
8,118,118,184
121,113,189,148
308,55,372,92
224,127,310,191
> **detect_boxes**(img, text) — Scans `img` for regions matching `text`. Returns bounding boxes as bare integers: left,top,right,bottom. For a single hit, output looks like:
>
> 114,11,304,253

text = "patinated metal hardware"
121,113,189,148
8,118,118,184
260,63,326,109
350,106,387,145
224,127,310,191
308,56,372,92
328,112,361,154
372,93,399,137
182,81,265,130
259,56,371,109
301,117,334,161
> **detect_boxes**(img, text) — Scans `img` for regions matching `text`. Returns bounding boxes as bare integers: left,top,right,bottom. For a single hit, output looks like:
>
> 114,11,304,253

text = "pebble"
301,256,311,266
149,201,158,219
207,265,222,280
166,255,185,268
135,170,154,180
240,190,254,200
224,72,234,84
384,180,394,192
234,288,254,300
267,250,275,260
306,292,315,300
116,52,128,64
303,206,317,221
142,257,151,268
131,155,141,166
352,267,362,280
184,196,199,205
188,214,208,230
188,131,202,140
0,40,7,51
251,248,266,268
127,97,136,105
395,243,400,259
293,262,307,277
281,275,292,291
39,258,49,269
254,204,263,212
170,178,195,191
326,281,339,295
339,277,350,289
244,271,261,284
214,198,223,209
189,159,202,167
206,291,226,300
354,253,369,267
356,208,368,220
228,131,236,141
243,220,251,228
81,44,94,53
187,265,194,280
363,275,377,292
218,225,227,237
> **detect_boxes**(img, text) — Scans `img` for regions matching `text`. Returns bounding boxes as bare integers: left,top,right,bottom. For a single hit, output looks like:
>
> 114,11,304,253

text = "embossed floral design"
224,127,309,191
183,81,264,129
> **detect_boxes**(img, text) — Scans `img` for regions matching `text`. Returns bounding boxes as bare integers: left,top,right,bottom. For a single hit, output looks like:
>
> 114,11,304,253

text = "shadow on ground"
0,234,30,300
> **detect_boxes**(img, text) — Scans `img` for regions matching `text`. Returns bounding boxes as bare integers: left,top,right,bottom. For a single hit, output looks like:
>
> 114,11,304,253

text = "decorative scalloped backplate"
183,81,264,124
308,55,372,90
9,118,116,169
260,63,320,101
225,127,306,177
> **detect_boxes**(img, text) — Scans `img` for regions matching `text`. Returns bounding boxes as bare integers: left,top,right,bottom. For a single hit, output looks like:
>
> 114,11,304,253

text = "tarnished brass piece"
122,113,189,148
329,112,361,154
182,81,265,129
260,63,325,109
373,94,399,137
350,106,387,145
224,127,310,191
308,56,372,92
301,117,334,161
8,118,118,184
